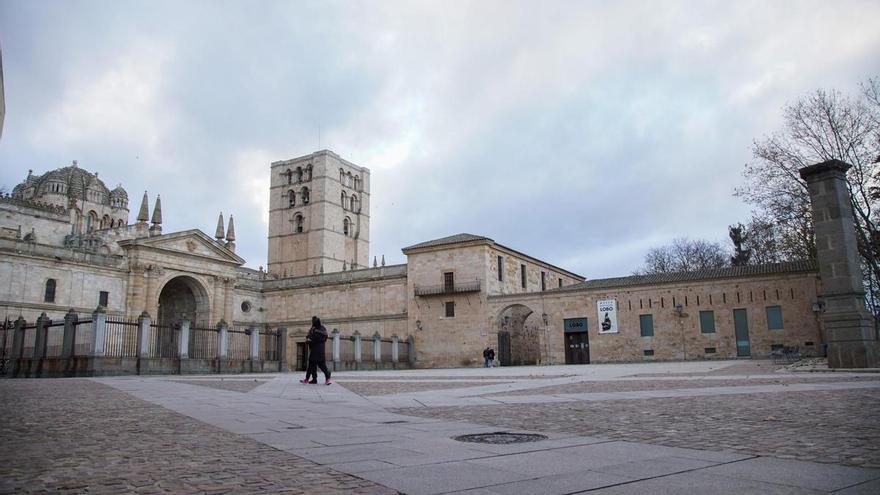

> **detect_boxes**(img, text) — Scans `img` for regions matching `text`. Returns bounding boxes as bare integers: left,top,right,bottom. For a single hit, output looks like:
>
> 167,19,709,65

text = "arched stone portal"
497,304,543,366
157,276,210,327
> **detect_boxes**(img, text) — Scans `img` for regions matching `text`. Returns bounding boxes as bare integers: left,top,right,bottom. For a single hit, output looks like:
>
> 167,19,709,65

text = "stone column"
373,332,382,365
331,328,341,368
391,334,399,364
137,311,151,358
33,313,49,360
10,316,25,377
277,327,289,372
353,331,362,365
178,319,190,359
249,326,260,361
62,308,78,359
92,306,107,357
407,335,415,366
800,159,880,368
217,320,228,359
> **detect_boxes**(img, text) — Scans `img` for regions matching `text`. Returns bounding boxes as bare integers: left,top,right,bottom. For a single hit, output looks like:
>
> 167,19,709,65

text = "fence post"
249,326,259,361
277,327,289,372
391,334,399,364
407,335,415,366
10,316,25,377
91,306,107,357
62,308,78,359
373,332,382,367
178,319,190,359
137,311,151,358
331,328,341,369
34,313,49,360
217,320,228,360
353,331,362,367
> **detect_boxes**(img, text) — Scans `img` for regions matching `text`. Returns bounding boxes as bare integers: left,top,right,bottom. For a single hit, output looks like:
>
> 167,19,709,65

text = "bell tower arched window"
295,167,303,183
343,217,350,236
305,164,312,181
44,279,56,303
350,194,358,212
354,176,360,191
301,187,310,205
295,214,304,233
288,190,296,207
341,191,347,210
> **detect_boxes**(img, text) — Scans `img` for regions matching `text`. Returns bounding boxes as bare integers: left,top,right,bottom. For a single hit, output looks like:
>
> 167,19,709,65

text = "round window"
241,301,252,313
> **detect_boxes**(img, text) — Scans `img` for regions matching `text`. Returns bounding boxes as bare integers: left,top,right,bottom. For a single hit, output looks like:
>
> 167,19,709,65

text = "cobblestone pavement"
0,379,399,494
394,387,880,468
170,378,268,393
339,380,511,396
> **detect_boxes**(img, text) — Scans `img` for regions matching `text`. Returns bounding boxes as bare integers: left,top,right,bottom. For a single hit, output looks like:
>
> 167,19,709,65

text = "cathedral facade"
0,150,824,371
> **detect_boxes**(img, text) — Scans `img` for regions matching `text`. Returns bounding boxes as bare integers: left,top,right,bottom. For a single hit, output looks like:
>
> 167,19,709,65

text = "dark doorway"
497,331,511,366
296,342,310,371
565,332,590,364
157,276,209,327
733,308,751,357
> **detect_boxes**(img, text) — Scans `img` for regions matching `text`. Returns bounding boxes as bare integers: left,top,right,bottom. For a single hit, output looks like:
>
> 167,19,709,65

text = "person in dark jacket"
483,347,495,368
300,316,332,385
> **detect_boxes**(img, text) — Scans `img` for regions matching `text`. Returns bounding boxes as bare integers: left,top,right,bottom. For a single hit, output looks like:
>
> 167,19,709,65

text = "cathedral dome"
109,185,129,208
22,162,111,202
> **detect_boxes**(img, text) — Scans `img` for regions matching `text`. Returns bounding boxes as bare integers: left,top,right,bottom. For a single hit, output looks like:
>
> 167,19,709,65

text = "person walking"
300,316,332,385
483,347,495,368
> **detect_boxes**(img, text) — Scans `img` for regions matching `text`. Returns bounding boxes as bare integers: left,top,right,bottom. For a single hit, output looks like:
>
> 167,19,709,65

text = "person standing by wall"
483,347,495,368
300,316,332,385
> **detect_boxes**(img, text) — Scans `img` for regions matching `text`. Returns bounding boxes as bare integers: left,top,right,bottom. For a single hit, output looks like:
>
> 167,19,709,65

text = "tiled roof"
402,233,493,251
563,260,818,291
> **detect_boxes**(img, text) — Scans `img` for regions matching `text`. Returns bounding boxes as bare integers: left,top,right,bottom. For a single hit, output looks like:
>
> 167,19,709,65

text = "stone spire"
381,254,385,266
225,215,236,252
373,256,377,267
137,191,149,224
215,212,225,240
149,195,162,236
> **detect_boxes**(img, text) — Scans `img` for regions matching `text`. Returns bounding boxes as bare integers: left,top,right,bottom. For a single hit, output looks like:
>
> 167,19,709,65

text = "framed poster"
597,299,618,334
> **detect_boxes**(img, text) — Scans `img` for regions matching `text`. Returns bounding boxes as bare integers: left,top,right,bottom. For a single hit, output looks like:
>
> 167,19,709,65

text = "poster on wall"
597,299,618,334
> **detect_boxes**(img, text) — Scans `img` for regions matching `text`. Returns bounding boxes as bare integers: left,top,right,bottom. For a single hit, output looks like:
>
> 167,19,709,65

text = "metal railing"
44,321,66,358
413,280,481,296
189,326,217,359
260,329,279,361
227,327,250,360
149,323,179,359
73,319,94,356
105,317,138,357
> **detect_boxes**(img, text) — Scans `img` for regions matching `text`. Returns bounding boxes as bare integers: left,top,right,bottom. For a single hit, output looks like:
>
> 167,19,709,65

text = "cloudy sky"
1,0,879,279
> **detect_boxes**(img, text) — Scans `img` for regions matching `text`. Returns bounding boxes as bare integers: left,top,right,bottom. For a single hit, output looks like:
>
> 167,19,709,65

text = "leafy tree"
637,238,727,275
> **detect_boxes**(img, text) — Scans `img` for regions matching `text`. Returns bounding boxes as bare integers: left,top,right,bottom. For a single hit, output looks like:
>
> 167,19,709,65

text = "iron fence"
105,316,138,357
340,337,354,362
189,326,217,359
149,323,179,358
260,329,278,361
21,324,37,359
362,339,375,363
381,339,392,361
73,319,94,356
398,339,410,363
227,327,250,360
45,320,66,358
0,318,10,375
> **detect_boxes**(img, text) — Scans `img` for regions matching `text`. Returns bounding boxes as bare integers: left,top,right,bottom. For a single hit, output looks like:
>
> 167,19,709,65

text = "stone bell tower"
267,150,370,277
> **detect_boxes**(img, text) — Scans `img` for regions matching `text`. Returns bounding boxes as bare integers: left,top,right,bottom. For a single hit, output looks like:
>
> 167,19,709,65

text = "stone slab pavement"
2,359,879,494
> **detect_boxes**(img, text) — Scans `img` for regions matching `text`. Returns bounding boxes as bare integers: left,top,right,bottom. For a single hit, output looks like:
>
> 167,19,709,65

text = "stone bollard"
331,328,341,369
391,334,399,364
178,319,190,359
91,306,107,357
373,332,382,367
62,308,78,359
10,316,26,377
137,311,151,358
216,320,228,360
353,331,362,367
277,327,289,372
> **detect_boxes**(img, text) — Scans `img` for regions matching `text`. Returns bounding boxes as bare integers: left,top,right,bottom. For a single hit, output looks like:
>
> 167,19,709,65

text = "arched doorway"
157,276,210,327
497,304,543,366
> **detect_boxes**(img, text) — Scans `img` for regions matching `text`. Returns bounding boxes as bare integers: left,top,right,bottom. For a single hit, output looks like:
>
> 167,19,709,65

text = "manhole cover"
453,432,548,444
381,420,409,424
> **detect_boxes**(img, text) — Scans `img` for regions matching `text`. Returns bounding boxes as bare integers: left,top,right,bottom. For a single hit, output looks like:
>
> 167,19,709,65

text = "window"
350,195,357,212
343,217,350,236
444,272,454,292
704,347,717,354
520,264,527,289
541,271,546,291
766,305,784,330
305,164,312,181
341,191,347,209
301,187,310,204
639,314,654,337
445,301,455,317
699,310,716,333
295,167,303,183
98,291,109,307
643,349,654,356
295,214,304,233
497,256,503,281
558,279,563,288
354,176,360,190
241,301,252,313
44,279,56,303
288,190,296,207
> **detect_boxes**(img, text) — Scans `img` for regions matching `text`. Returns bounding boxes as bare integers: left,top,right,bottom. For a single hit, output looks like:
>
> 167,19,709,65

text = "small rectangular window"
521,264,527,289
44,279,56,303
99,291,109,308
639,314,654,337
445,301,455,318
704,347,717,354
497,256,503,282
699,310,715,333
766,305,784,330
541,271,546,291
643,349,654,356
444,272,454,292
558,278,563,288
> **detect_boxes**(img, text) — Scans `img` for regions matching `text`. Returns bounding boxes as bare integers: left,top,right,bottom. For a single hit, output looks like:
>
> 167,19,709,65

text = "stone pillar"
407,335,415,366
373,332,382,365
353,331,362,365
92,306,107,357
10,316,25,376
800,159,880,368
249,326,260,361
33,313,49,360
137,311,151,358
178,319,190,359
277,327,289,372
391,334,399,364
331,328,341,367
62,308,78,359
217,320,228,359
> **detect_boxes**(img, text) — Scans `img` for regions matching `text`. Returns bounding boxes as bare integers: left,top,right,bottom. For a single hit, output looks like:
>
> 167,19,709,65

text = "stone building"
0,150,830,371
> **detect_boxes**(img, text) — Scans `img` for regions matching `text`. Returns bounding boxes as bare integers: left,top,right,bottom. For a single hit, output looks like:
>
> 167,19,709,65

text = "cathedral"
1,150,827,372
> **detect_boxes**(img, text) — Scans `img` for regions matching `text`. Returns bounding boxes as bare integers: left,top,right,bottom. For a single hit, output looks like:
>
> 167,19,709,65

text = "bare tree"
736,78,880,311
637,238,727,275
729,223,751,266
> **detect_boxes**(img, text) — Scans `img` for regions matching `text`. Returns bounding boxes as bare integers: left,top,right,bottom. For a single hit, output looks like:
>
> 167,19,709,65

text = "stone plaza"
2,359,879,494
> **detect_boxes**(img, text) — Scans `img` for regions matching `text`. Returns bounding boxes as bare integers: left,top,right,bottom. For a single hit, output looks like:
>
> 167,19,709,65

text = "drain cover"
453,432,548,444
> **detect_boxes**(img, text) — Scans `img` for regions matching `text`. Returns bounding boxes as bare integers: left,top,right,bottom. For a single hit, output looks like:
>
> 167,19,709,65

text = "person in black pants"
300,316,332,385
